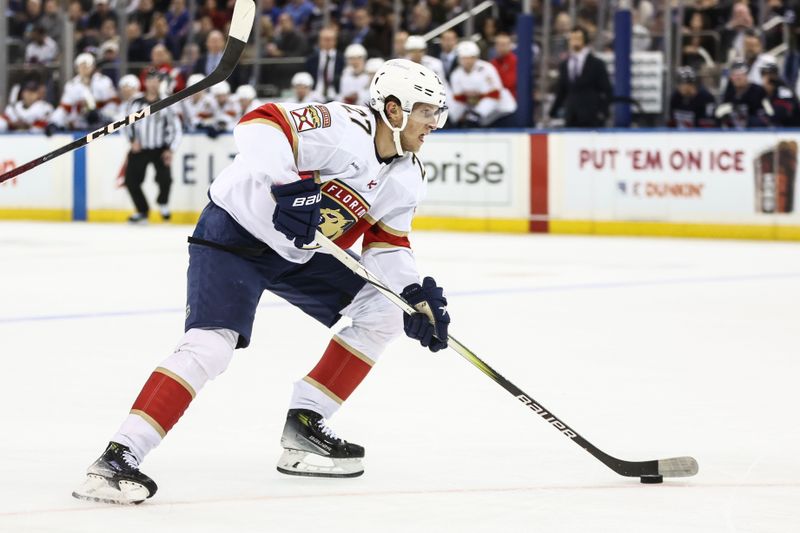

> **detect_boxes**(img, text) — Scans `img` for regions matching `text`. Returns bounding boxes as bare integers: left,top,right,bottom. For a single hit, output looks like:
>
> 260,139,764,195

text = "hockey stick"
314,230,699,481
0,0,256,184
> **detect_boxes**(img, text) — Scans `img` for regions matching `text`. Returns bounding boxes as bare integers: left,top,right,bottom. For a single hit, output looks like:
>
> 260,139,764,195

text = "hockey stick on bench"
0,0,256,184
314,230,699,481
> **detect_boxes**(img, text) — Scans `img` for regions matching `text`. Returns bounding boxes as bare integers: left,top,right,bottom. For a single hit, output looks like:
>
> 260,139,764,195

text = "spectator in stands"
127,20,155,63
48,53,118,133
408,3,433,35
67,1,89,35
668,66,716,128
98,18,119,51
150,12,182,59
142,44,186,94
166,0,191,43
194,29,242,88
10,0,43,38
0,80,53,132
393,30,408,58
234,84,263,114
476,17,499,59
743,30,775,86
287,71,318,103
25,25,58,64
39,0,63,46
133,0,156,35
200,0,230,31
97,40,120,84
306,27,344,102
721,2,754,63
717,60,771,129
344,7,386,58
438,29,459,82
682,11,716,70
267,12,309,57
283,0,315,29
179,43,201,81
549,26,612,128
491,33,517,99
87,0,114,34
193,15,215,51
551,11,573,65
338,43,369,105
404,35,447,85
761,59,800,127
450,40,517,127
263,0,282,25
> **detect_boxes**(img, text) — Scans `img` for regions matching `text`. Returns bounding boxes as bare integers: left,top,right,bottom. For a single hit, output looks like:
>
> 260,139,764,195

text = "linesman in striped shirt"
125,68,183,224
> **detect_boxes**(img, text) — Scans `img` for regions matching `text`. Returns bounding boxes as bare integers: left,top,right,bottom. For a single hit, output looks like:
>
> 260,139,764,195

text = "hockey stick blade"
313,231,699,480
0,0,256,184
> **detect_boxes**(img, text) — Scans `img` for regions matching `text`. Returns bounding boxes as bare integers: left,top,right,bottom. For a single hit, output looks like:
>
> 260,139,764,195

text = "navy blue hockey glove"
401,276,450,353
271,179,322,248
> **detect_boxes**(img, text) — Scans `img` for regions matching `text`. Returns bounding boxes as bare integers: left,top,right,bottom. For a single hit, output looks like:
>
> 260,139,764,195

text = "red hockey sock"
305,337,374,403
130,367,196,437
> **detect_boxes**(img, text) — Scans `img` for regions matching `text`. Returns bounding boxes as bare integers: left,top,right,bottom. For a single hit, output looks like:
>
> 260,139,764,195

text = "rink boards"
1,130,800,240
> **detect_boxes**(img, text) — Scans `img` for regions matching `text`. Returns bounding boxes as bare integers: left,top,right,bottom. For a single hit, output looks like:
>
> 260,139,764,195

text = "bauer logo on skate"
516,394,578,439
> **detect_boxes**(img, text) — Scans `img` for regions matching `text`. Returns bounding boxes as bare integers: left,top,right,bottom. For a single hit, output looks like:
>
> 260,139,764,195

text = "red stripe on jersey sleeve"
362,223,411,250
240,103,292,138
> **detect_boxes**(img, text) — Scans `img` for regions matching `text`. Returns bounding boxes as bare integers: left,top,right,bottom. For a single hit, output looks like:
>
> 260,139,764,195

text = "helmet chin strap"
378,107,409,157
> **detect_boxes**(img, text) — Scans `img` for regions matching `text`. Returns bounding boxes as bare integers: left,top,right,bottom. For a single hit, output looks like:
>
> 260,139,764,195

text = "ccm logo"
87,107,151,142
292,193,321,207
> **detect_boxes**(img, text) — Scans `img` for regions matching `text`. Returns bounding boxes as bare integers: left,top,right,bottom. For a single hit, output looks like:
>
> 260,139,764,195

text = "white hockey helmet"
210,80,231,96
291,71,314,87
118,74,140,91
187,73,205,87
368,58,448,155
74,52,96,69
236,84,257,100
344,43,368,59
404,35,427,52
456,40,480,58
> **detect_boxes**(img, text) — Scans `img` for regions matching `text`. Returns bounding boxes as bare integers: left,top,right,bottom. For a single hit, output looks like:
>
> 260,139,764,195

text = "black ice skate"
72,442,158,505
276,409,365,478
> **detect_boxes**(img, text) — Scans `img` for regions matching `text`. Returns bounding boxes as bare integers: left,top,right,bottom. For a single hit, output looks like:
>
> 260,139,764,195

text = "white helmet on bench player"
368,58,447,155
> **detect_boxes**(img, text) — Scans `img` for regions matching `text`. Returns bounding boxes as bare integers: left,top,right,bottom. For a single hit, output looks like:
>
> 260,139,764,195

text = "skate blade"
276,449,364,478
72,474,150,505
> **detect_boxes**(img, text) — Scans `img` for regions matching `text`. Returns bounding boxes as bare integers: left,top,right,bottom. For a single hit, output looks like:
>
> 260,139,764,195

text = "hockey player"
449,40,517,127
717,60,771,129
234,84,263,114
178,73,213,131
403,35,447,87
206,80,242,132
47,53,118,132
760,60,800,127
667,67,717,128
111,74,144,120
0,80,53,132
73,58,450,505
338,43,370,105
286,71,320,103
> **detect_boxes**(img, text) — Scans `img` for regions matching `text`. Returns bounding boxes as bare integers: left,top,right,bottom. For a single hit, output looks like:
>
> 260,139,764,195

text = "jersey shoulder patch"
289,104,332,132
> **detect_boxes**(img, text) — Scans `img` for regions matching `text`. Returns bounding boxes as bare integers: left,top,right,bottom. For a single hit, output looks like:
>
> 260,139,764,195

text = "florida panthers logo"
290,105,332,132
319,208,350,239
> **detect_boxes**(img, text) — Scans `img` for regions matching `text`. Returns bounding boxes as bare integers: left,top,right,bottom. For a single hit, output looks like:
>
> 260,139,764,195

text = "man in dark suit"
305,27,345,102
550,26,612,128
193,29,242,89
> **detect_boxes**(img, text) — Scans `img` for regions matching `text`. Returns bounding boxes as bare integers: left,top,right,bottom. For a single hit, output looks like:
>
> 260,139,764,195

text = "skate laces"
120,449,140,470
316,418,341,442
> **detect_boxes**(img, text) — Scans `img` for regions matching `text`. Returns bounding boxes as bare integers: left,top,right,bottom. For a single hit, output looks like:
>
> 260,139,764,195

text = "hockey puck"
640,474,664,484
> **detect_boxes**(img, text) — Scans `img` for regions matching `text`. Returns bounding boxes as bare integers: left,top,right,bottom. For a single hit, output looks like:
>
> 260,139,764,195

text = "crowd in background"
4,0,800,133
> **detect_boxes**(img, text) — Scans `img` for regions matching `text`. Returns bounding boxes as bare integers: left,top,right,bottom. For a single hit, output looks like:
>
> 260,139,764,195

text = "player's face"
400,103,442,153
21,88,38,106
731,70,748,89
347,56,365,72
77,63,93,78
459,55,477,71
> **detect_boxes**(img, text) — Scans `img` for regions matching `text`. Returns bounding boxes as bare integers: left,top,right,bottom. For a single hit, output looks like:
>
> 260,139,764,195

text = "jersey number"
342,105,372,136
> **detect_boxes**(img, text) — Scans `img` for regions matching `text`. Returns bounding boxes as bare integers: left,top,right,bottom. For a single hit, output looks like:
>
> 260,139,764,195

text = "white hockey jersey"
49,72,118,129
338,67,370,106
195,94,242,131
0,99,54,132
450,59,517,125
209,101,426,291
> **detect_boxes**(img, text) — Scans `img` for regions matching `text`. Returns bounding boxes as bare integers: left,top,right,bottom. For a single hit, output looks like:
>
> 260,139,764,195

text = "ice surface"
1,222,798,533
